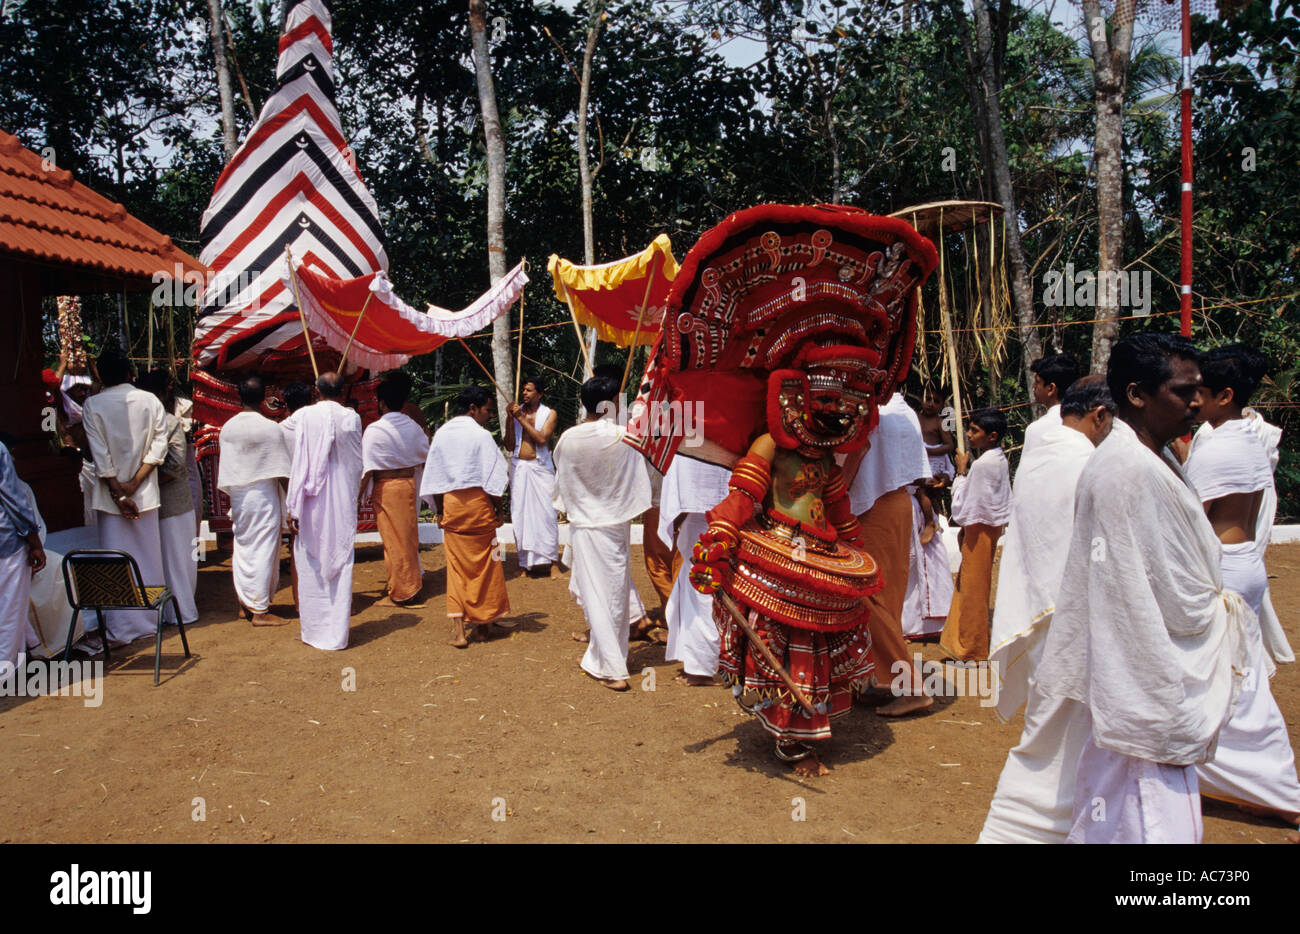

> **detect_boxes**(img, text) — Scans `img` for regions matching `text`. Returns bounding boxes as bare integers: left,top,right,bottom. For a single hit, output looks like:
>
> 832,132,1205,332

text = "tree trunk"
1083,0,1136,374
207,0,238,161
971,0,1042,401
469,0,514,415
576,6,604,376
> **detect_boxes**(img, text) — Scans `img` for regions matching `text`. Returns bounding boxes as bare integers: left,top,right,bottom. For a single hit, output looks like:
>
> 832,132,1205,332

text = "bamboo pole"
514,269,526,402
146,302,155,370
619,259,657,395
561,287,593,374
458,336,508,401
337,289,376,373
935,209,966,457
285,246,320,379
165,297,176,376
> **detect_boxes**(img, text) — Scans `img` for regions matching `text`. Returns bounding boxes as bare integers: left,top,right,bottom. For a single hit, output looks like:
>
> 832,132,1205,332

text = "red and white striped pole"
1179,0,1194,337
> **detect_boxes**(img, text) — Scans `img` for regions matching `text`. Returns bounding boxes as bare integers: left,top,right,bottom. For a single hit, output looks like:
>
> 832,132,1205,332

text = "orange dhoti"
440,488,510,624
940,522,1000,661
641,506,678,609
373,472,424,603
857,487,922,688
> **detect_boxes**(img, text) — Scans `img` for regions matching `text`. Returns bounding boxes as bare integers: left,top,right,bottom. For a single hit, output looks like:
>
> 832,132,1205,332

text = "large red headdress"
625,204,938,469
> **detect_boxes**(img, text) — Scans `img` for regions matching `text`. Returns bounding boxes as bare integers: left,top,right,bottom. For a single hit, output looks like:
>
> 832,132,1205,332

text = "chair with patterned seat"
60,549,192,685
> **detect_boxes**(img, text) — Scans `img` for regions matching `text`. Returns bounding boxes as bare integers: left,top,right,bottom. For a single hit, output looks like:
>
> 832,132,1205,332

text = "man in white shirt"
218,375,292,625
979,376,1114,843
1035,333,1248,844
1021,352,1079,459
81,349,169,645
421,385,511,648
939,407,1011,662
843,392,934,716
553,377,652,691
505,376,561,577
0,438,45,670
284,372,363,651
1185,345,1300,827
361,373,430,606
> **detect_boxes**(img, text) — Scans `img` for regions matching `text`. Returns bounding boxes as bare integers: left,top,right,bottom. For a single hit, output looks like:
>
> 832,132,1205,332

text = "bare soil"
2,539,1297,844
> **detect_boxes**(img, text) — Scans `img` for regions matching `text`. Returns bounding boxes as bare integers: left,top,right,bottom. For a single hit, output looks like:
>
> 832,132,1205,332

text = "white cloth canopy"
950,446,1011,528
989,424,1096,721
1034,417,1248,767
421,415,508,499
552,416,651,528
218,411,292,492
848,393,931,514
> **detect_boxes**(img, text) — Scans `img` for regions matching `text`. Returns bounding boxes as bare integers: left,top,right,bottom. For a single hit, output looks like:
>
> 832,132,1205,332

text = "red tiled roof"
0,129,206,281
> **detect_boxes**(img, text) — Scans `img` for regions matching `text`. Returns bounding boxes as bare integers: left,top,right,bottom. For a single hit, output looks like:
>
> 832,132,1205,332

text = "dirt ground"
2,537,1298,844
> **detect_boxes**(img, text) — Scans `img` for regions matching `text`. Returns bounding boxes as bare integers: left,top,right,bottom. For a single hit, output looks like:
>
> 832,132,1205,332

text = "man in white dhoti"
361,374,430,606
553,377,651,691
505,376,561,577
658,453,731,687
979,376,1115,844
843,391,933,715
219,376,292,625
81,349,169,646
1185,345,1300,827
139,370,199,627
284,372,363,651
1034,333,1248,844
1021,352,1079,459
0,439,45,670
900,486,951,639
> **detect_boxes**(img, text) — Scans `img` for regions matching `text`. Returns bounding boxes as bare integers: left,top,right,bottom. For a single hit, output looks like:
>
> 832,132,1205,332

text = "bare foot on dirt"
793,752,830,777
237,604,253,622
448,619,469,649
630,617,667,644
549,564,566,579
674,672,714,687
251,613,287,627
571,631,589,643
877,694,935,717
587,673,629,692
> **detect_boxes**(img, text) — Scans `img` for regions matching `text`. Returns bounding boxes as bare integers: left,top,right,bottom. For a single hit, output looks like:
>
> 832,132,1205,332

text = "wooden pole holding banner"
514,262,526,402
929,208,966,458
619,259,657,395
285,246,320,380
146,302,155,370
338,290,376,373
458,336,509,402
561,288,593,375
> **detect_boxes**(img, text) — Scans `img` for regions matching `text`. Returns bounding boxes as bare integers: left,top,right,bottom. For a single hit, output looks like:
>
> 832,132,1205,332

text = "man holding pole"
505,376,561,578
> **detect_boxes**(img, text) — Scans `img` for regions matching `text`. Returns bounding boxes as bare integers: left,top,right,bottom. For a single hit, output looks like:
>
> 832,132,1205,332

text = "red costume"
626,204,937,757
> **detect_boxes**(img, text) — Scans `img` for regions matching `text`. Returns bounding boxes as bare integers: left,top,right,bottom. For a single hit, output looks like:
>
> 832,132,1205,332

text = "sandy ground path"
2,538,1297,844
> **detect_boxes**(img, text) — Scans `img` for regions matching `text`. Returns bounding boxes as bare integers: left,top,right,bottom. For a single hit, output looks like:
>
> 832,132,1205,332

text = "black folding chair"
60,549,192,685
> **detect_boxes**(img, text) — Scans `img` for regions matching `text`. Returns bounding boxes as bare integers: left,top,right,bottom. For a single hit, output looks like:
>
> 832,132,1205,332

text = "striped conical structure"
192,0,387,371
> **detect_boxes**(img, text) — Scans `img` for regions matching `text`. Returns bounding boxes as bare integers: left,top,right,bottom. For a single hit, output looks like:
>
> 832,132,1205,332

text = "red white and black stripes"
193,0,388,371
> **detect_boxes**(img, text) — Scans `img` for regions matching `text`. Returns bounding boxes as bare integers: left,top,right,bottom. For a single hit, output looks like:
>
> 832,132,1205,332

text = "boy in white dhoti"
0,439,45,669
218,376,292,625
1185,346,1300,827
1021,352,1079,459
81,349,169,646
284,372,363,651
361,374,430,606
553,377,651,692
505,376,561,577
658,453,731,686
979,376,1115,843
138,370,199,627
1035,333,1248,844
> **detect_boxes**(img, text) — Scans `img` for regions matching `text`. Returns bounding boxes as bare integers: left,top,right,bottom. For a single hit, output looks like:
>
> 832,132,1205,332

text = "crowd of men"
0,333,1296,843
